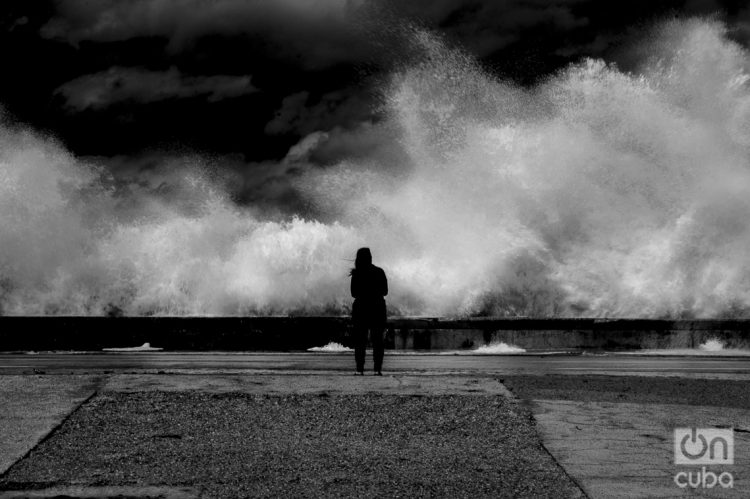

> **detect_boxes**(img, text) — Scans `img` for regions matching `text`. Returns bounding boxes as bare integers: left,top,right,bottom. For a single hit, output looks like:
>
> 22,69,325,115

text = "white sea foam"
698,337,726,351
102,342,163,352
2,19,750,318
473,342,526,354
307,342,353,352
623,337,750,356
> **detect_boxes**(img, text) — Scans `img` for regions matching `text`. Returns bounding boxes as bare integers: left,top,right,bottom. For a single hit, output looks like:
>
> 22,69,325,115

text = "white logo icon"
674,428,734,465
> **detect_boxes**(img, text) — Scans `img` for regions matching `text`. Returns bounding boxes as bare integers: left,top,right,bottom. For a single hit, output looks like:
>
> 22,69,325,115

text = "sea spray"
307,342,353,352
474,342,526,354
2,18,750,317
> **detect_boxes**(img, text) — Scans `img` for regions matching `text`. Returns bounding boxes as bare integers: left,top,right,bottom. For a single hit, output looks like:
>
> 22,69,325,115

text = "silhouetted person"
350,247,387,375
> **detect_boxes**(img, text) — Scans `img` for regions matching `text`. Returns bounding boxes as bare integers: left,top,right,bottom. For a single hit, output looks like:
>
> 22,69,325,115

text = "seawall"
1,317,749,351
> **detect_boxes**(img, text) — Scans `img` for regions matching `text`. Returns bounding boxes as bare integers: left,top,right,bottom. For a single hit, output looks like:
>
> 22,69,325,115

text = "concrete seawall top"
1,316,749,351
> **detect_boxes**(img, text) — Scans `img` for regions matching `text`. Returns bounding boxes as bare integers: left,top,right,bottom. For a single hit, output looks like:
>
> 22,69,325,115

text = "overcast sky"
2,0,749,206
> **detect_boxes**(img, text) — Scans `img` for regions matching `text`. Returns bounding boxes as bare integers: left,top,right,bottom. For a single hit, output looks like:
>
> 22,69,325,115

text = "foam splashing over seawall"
627,337,750,356
2,18,750,317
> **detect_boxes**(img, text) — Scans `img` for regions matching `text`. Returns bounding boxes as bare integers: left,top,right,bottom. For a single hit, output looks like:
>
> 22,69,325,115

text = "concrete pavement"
532,400,749,498
0,376,102,475
1,355,748,497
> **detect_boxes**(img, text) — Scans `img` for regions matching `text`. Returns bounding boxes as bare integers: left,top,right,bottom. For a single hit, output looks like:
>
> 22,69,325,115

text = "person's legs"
371,325,384,374
353,324,367,373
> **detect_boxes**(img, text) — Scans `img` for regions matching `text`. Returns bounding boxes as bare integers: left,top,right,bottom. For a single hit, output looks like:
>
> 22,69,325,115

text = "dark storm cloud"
265,88,373,136
36,0,620,82
4,0,749,163
39,0,595,66
57,66,256,111
390,0,590,57
40,0,372,69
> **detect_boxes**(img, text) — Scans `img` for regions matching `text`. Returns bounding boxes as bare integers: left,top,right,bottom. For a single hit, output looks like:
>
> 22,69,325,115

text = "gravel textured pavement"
0,390,585,498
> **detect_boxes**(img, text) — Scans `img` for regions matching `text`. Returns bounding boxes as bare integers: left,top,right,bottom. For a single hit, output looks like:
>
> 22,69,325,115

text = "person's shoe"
374,371,382,376
354,370,364,376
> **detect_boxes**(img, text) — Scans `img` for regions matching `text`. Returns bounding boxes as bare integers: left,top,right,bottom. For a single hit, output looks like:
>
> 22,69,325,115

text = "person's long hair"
350,247,372,276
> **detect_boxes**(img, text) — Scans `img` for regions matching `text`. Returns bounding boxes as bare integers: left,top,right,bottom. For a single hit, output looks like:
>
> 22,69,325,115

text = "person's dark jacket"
351,265,387,325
